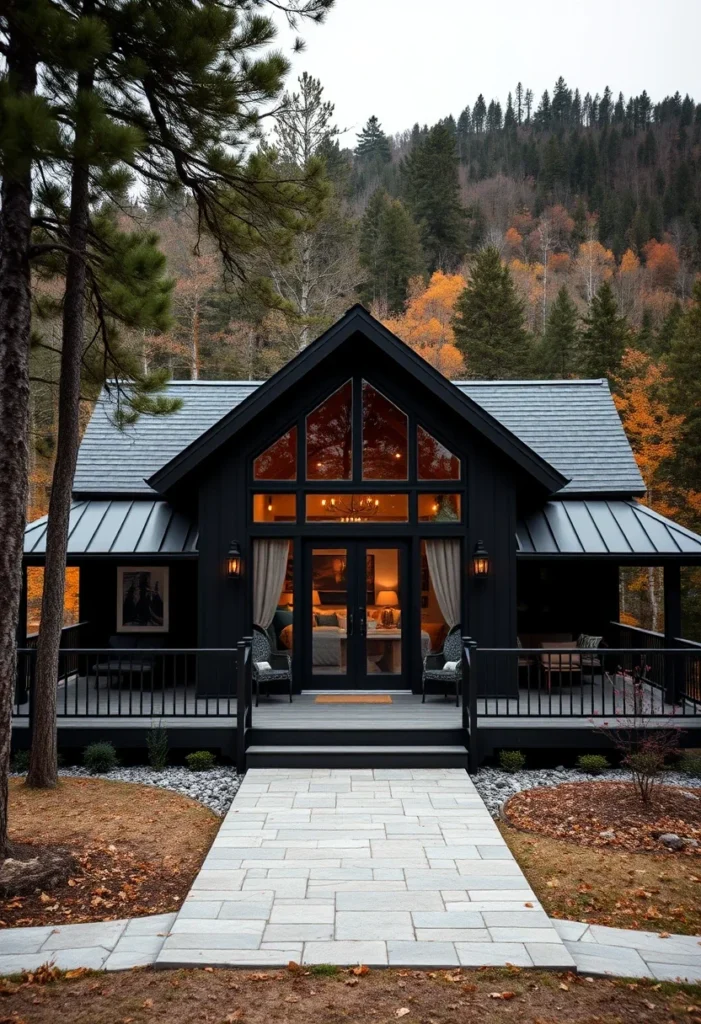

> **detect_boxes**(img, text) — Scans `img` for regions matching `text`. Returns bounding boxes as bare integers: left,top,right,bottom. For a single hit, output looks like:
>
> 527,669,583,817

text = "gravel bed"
472,766,701,818
11,766,243,817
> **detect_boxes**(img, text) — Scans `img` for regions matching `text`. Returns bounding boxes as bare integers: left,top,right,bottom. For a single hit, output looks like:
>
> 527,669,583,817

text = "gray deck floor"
12,675,700,730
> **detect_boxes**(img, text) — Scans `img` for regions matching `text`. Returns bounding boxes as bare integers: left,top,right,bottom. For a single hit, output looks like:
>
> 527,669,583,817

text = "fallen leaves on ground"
0,967,699,1024
504,781,701,854
0,778,218,927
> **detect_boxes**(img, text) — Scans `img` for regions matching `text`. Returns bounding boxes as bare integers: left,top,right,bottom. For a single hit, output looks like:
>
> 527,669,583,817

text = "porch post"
663,562,682,705
15,563,29,707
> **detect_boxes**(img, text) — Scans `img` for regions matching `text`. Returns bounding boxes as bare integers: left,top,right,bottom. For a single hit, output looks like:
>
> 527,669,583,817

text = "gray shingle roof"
73,378,644,498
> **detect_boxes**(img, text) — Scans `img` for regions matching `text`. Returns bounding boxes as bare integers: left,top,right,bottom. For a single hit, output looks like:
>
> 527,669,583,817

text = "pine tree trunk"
191,299,200,379
28,68,92,790
0,41,37,859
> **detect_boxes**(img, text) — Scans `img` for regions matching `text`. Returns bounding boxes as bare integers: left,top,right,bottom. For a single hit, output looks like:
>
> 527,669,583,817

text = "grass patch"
308,963,340,976
499,819,701,934
0,777,219,927
0,966,699,1023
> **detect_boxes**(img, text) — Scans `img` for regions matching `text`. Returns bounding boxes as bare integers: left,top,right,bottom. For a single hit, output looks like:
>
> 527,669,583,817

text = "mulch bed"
504,781,701,854
1,965,700,1024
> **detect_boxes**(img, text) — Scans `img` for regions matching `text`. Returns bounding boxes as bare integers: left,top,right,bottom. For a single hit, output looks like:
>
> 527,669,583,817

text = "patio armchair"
421,624,462,706
538,641,581,691
252,624,293,706
91,635,156,689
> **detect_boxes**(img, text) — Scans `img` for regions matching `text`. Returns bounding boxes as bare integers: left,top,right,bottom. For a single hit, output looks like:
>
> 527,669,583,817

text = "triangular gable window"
306,381,353,480
362,382,408,481
253,427,297,480
417,425,460,480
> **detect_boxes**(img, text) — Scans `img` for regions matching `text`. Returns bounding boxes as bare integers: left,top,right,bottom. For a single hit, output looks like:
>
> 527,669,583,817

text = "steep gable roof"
72,307,645,500
146,306,566,494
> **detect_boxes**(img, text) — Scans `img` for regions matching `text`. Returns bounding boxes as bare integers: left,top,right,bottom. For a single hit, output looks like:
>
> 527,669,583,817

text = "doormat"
314,695,393,704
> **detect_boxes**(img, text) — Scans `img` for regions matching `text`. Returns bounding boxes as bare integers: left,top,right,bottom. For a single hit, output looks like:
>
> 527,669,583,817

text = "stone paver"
156,768,575,969
0,913,176,975
552,920,701,983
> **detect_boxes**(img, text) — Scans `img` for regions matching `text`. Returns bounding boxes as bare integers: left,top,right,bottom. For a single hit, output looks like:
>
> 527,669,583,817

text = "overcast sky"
275,0,701,146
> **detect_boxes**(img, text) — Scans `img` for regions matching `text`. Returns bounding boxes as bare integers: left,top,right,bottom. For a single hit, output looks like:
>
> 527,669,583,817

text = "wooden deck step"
245,744,469,769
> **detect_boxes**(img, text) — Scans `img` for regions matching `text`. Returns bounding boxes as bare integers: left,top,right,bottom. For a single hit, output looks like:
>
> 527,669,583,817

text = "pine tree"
655,301,683,355
356,115,391,163
452,247,531,378
358,190,423,313
540,286,579,377
579,280,630,379
667,280,701,496
402,121,466,272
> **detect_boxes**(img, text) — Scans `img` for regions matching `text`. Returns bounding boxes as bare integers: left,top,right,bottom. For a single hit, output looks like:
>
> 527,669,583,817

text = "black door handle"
347,611,353,636
359,613,366,637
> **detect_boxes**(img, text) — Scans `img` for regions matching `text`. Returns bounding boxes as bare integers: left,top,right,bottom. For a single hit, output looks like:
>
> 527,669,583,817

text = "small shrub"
624,747,667,805
678,752,701,778
147,722,169,771
10,750,30,774
499,749,526,773
83,741,119,774
185,750,216,772
576,754,610,775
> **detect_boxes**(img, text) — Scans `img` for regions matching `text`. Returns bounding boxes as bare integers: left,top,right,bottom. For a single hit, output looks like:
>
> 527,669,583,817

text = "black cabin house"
20,306,701,767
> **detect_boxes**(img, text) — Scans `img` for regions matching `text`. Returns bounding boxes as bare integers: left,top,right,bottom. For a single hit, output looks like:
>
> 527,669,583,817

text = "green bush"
679,752,701,778
185,750,216,772
10,750,30,774
147,723,169,771
576,754,610,775
498,749,526,773
83,741,119,774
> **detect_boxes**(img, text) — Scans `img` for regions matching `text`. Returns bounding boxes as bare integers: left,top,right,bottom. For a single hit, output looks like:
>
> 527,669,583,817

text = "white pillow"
442,660,459,672
337,615,347,630
255,660,271,672
367,619,377,631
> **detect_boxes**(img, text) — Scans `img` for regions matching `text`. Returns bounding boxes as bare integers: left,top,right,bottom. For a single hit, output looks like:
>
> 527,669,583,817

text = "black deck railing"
612,621,701,701
236,638,253,773
470,645,701,719
13,646,252,720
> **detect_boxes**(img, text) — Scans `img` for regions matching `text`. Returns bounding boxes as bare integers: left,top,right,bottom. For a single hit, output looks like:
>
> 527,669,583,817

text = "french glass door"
303,541,408,689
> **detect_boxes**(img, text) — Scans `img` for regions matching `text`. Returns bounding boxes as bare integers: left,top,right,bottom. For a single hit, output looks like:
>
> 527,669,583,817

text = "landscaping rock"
682,837,699,848
472,766,701,819
9,766,244,817
658,833,685,850
599,830,616,839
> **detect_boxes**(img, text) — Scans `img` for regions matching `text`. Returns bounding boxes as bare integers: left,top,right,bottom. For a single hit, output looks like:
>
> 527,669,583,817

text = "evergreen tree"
402,121,466,272
355,114,391,164
452,246,531,378
579,280,629,379
655,300,683,355
358,190,423,313
636,308,654,351
540,286,579,377
668,280,701,495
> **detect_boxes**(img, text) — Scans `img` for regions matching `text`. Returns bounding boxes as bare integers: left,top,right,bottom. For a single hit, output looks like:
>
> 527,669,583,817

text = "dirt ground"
499,820,701,935
0,777,219,927
1,965,701,1024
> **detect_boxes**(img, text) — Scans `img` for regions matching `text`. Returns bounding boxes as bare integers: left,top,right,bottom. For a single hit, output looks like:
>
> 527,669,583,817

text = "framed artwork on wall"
117,566,169,633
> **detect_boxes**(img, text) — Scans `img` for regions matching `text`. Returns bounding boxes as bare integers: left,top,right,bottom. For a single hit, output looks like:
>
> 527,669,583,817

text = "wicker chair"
421,624,462,706
252,624,293,706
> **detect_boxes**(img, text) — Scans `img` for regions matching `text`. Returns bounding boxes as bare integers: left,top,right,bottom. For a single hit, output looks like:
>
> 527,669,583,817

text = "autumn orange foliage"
643,240,680,290
26,567,80,636
383,271,466,377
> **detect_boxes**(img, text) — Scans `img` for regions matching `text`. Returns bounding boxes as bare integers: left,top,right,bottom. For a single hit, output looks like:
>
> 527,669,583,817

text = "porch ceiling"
516,500,701,559
23,500,198,557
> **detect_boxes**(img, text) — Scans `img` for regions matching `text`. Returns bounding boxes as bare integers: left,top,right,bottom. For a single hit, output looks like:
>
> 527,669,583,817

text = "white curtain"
425,539,461,628
253,539,290,629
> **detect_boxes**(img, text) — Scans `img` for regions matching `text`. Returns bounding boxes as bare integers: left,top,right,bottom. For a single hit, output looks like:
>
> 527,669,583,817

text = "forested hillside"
28,76,701,634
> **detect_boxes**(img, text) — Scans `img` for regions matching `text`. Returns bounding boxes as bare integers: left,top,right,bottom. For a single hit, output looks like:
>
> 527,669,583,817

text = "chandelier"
320,496,381,522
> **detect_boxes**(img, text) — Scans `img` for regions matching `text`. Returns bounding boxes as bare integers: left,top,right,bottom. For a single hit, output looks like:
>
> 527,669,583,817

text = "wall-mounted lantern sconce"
472,539,490,578
227,540,242,579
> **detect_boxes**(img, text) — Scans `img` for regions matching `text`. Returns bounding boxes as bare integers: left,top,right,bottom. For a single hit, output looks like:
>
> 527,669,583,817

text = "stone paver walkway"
0,913,176,975
554,920,701,983
156,768,575,968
